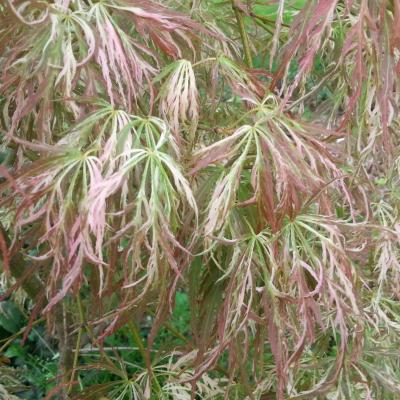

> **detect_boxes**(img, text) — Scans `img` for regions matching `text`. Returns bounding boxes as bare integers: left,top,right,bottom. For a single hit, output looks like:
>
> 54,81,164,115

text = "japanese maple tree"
1,0,400,399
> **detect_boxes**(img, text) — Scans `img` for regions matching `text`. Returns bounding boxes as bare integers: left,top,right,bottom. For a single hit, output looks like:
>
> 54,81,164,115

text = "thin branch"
230,0,253,68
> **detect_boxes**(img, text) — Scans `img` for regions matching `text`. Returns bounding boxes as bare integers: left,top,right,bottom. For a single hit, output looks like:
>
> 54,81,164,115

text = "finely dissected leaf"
157,60,199,138
193,96,350,233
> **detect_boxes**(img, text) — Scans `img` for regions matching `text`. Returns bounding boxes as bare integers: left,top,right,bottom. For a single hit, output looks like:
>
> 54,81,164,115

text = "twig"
230,0,253,68
67,295,84,394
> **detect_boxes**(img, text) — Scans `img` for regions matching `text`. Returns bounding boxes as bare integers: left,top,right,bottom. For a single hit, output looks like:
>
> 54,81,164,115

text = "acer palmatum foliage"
1,0,400,399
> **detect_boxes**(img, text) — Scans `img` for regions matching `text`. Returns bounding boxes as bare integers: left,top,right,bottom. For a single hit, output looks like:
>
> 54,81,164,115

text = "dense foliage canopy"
1,0,400,399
